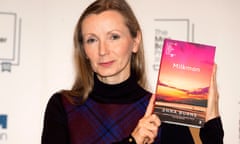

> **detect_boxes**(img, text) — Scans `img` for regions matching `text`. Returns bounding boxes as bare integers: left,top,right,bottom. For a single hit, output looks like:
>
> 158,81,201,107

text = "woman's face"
81,10,140,84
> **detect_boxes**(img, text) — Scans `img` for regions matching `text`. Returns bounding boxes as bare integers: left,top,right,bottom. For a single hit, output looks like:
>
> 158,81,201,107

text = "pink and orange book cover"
154,38,216,128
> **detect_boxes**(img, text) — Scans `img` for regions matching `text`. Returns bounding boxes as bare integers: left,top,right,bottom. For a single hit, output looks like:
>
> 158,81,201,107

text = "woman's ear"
132,31,142,53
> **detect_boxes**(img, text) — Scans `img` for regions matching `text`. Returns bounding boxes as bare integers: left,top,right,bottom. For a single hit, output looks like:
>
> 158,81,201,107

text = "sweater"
41,74,224,144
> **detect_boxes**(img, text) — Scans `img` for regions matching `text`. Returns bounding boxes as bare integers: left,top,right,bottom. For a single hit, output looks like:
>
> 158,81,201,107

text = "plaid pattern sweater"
42,74,224,144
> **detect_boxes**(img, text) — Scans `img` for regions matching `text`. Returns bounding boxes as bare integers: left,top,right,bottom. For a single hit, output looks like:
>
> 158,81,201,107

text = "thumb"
144,94,155,117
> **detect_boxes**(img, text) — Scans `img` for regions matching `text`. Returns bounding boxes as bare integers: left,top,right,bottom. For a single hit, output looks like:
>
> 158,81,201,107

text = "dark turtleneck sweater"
41,74,224,144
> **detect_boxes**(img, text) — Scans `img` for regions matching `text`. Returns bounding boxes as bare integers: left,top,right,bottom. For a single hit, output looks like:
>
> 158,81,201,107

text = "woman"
41,0,224,143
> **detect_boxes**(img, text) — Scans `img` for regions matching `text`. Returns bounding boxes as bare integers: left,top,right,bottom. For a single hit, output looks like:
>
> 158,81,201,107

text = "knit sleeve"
200,117,224,144
41,93,70,144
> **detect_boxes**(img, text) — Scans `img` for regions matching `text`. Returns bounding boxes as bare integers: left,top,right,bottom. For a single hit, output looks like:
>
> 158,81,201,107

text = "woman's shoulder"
47,89,80,104
44,90,66,112
45,90,80,113
42,91,69,125
45,90,62,105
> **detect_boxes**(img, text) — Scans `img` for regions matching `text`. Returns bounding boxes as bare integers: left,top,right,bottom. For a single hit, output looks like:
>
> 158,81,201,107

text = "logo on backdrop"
153,19,195,71
0,115,7,129
0,12,22,72
0,114,8,141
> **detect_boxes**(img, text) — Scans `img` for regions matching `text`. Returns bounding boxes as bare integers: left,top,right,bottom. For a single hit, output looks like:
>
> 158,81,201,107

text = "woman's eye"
85,37,97,44
110,34,120,40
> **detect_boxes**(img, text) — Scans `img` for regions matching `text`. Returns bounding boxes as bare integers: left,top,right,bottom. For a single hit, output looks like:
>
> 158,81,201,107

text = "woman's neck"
89,72,149,104
96,70,130,85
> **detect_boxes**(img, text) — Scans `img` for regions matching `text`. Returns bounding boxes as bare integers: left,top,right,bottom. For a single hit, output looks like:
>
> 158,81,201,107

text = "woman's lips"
99,60,115,67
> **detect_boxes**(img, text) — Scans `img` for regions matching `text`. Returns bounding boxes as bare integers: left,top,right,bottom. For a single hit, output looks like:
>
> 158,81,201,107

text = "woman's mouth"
99,60,114,67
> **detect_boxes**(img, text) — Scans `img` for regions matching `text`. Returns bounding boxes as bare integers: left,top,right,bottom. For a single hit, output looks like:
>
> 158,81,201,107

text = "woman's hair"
65,0,147,104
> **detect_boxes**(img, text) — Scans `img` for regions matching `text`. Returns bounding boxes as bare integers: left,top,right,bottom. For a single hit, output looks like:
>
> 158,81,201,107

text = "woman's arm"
200,117,224,144
200,64,224,144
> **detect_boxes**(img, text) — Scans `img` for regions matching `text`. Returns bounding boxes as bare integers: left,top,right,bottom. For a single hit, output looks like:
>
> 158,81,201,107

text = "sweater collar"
89,73,148,104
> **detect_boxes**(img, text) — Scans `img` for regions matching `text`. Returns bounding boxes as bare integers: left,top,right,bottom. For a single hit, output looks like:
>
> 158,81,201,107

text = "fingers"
206,63,220,121
143,137,150,144
144,115,161,144
144,94,155,117
132,114,161,144
132,95,161,144
139,114,161,131
212,64,217,82
211,64,217,89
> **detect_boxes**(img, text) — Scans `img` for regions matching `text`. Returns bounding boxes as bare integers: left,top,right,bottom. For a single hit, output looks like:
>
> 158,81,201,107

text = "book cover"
154,38,216,128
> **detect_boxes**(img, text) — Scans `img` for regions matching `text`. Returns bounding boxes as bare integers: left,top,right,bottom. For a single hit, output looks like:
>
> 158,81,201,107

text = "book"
154,38,216,128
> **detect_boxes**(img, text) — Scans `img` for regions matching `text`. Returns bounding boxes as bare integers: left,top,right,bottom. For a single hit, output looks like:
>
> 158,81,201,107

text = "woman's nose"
98,41,109,56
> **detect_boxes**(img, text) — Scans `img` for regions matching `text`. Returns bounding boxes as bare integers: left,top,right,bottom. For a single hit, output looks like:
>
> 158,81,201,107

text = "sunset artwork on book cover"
154,38,216,128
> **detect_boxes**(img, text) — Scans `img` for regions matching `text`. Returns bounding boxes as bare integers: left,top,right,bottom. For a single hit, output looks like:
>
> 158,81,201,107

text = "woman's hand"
131,95,161,144
206,64,220,122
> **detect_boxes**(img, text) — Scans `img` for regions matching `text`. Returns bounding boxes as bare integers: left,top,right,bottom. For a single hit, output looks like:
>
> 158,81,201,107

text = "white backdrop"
0,0,239,143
